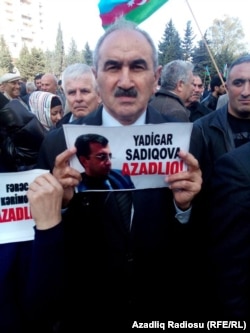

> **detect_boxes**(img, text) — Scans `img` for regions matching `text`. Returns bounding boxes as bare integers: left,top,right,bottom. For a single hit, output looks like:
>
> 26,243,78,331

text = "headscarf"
29,91,62,130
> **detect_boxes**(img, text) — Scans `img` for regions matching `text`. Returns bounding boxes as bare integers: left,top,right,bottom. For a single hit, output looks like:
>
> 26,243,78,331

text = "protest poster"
0,169,49,244
63,123,193,191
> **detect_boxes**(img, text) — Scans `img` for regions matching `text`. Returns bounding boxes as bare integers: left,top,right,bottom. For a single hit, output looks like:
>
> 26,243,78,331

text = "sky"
44,0,250,52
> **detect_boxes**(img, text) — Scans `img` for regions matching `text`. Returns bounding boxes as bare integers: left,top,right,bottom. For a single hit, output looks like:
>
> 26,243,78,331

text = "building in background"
0,0,45,58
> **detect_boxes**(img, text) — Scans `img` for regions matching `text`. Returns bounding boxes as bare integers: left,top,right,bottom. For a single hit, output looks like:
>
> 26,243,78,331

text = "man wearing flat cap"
0,73,29,109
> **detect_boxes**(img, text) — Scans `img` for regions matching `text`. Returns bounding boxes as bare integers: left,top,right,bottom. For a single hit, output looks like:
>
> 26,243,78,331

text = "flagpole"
185,0,227,90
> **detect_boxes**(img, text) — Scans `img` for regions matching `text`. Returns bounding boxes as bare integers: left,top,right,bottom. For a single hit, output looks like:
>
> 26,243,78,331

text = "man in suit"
209,142,250,320
75,133,134,191
26,18,202,331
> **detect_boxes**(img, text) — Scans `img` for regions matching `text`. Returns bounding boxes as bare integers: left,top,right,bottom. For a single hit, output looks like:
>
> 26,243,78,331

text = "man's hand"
166,150,202,210
52,147,82,207
27,173,63,230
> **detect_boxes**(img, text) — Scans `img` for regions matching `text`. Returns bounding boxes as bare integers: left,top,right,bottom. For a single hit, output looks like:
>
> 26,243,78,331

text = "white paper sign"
63,123,193,191
0,169,49,244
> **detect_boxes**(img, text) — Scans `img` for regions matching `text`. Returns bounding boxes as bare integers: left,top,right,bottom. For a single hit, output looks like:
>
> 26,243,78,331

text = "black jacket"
201,92,218,111
187,101,212,122
55,112,72,128
0,99,46,171
190,104,235,188
209,142,250,319
188,103,242,319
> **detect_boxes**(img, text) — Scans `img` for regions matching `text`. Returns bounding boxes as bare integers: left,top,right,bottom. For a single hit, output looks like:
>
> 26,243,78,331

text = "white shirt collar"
102,106,146,126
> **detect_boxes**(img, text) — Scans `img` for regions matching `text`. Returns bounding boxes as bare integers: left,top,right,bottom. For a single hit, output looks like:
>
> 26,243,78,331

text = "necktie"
115,191,132,231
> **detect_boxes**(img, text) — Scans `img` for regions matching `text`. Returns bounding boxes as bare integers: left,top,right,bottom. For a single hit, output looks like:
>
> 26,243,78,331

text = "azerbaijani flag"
98,0,169,29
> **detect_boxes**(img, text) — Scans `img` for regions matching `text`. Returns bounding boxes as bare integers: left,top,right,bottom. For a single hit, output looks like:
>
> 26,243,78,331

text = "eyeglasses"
94,153,112,161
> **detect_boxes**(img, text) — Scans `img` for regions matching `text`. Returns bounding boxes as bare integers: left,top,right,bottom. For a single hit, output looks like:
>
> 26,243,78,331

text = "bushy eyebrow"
232,78,250,84
103,58,148,69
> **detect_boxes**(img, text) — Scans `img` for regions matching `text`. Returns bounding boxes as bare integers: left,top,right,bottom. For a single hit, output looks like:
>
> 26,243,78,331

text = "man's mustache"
114,88,138,97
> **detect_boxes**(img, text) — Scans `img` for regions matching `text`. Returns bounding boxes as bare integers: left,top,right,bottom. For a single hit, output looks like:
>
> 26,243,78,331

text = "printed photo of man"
74,133,135,191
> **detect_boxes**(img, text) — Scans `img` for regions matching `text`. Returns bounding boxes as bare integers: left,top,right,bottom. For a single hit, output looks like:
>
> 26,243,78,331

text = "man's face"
80,142,112,177
215,84,226,97
64,75,101,118
181,71,195,103
35,79,42,90
41,75,57,94
3,80,21,98
227,62,250,119
189,76,204,103
94,29,161,125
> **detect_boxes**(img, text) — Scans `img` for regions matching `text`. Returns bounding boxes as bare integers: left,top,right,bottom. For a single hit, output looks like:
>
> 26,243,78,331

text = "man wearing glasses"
74,133,134,191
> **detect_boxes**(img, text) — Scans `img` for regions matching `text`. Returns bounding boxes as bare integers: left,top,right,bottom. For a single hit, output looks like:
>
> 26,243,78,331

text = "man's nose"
118,68,133,88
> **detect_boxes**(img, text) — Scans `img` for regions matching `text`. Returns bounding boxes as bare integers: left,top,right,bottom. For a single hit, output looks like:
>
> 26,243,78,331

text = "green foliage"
83,43,93,66
15,46,45,80
206,15,247,74
1,15,248,83
192,35,212,84
65,38,81,66
54,23,65,78
182,21,195,61
0,35,14,74
15,45,31,79
158,19,183,65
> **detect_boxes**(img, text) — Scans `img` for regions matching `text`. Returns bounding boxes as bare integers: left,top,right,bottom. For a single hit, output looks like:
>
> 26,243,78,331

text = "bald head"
41,73,58,94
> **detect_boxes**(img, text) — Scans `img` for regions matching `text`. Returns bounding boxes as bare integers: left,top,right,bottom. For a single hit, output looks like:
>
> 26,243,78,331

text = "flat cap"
0,73,21,84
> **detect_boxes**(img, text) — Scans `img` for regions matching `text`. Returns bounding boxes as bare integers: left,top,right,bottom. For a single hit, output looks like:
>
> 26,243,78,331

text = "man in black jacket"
26,18,202,331
189,55,250,319
0,92,46,171
185,74,212,122
200,74,226,111
209,142,250,320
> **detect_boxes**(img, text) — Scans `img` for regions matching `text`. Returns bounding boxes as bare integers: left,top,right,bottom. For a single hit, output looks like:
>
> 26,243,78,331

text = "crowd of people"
0,16,250,332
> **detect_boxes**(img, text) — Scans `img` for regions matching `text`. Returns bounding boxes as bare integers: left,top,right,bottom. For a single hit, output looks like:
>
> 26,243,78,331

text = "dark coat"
201,92,218,111
0,99,46,171
188,104,239,318
27,105,203,330
0,98,47,333
149,87,190,121
77,170,135,191
209,142,250,319
55,112,72,128
0,241,34,333
187,101,212,122
190,104,235,188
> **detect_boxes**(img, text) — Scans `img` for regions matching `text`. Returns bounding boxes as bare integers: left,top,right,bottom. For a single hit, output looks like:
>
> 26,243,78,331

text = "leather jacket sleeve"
0,99,46,170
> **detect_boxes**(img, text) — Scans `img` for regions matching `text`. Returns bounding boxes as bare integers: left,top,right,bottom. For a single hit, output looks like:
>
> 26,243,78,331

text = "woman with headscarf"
29,91,63,130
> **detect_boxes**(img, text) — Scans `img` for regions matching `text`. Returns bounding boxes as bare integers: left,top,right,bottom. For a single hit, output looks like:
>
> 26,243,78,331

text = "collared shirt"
102,107,146,126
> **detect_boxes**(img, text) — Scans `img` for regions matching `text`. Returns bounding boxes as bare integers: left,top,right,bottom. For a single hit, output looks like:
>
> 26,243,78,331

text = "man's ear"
153,65,162,93
79,156,87,167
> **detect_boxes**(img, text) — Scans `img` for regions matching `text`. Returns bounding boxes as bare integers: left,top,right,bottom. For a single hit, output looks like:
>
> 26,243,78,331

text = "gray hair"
160,60,194,90
93,17,158,71
61,63,97,92
26,81,36,93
